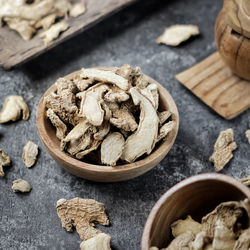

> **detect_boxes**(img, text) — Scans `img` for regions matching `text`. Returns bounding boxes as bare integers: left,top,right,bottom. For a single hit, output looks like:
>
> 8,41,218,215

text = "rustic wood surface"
36,69,179,182
175,52,250,120
142,173,250,249
0,0,136,70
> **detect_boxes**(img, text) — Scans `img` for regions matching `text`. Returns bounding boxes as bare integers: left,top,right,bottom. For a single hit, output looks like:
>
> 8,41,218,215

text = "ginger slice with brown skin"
73,75,93,92
171,215,202,238
0,95,29,123
140,83,159,110
46,108,67,141
77,84,109,126
76,140,101,159
0,149,11,177
12,179,32,193
116,64,133,80
40,21,69,45
101,132,125,166
45,78,78,126
121,88,159,163
61,118,90,150
94,121,110,141
156,25,199,46
22,140,39,168
157,121,176,142
80,233,111,250
110,107,138,132
56,198,109,241
233,228,250,250
67,132,92,156
104,86,130,103
209,128,237,171
158,111,172,125
202,199,250,239
238,175,250,187
80,68,129,91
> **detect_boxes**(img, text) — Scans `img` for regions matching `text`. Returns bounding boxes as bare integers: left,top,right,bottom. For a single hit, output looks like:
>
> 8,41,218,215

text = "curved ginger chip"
0,95,29,123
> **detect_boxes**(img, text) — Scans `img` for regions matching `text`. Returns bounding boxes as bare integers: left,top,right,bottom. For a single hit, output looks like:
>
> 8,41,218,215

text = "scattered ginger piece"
0,95,29,123
246,129,250,144
12,179,32,193
238,175,250,187
56,198,109,241
209,128,237,171
156,25,199,46
22,140,39,168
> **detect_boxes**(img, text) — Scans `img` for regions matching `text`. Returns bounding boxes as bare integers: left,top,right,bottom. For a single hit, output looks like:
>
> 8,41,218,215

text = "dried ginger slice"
190,231,210,250
209,128,237,171
94,121,110,141
202,199,250,239
56,198,109,241
157,121,176,142
0,95,29,123
76,140,101,159
0,149,11,177
233,228,250,250
140,83,159,110
70,3,86,17
77,84,109,126
80,68,129,91
101,132,125,166
212,220,236,250
12,179,32,193
80,233,111,250
104,86,130,103
121,88,159,163
22,140,39,168
156,25,199,46
171,215,202,238
158,110,172,125
110,107,138,132
4,17,36,40
40,21,69,45
166,232,195,250
46,108,67,141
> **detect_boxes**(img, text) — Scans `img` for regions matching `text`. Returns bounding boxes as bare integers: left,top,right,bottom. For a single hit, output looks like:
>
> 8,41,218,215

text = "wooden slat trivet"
175,52,250,119
0,0,136,70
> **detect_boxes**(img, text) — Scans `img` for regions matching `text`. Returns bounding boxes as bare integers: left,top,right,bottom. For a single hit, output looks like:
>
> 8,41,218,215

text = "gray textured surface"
0,0,249,249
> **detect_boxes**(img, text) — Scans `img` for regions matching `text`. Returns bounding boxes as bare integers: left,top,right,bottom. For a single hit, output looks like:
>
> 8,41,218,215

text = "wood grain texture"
141,173,250,250
175,52,250,119
0,0,136,70
215,0,250,80
36,68,179,182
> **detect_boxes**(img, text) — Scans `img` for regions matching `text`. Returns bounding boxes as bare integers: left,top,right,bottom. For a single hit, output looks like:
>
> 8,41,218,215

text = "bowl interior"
37,69,179,173
143,174,250,249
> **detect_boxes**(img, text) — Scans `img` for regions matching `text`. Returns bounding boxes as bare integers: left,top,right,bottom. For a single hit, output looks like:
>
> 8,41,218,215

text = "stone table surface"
0,0,249,249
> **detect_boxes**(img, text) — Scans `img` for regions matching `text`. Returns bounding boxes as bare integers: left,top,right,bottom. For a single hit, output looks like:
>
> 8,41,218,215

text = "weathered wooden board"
175,52,250,120
0,0,136,70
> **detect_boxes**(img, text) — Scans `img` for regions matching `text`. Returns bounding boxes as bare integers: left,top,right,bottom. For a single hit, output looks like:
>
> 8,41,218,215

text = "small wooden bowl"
141,173,250,249
36,68,179,182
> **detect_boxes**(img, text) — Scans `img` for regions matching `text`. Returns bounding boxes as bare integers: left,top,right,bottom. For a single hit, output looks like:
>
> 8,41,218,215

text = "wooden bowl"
36,68,179,182
141,173,250,249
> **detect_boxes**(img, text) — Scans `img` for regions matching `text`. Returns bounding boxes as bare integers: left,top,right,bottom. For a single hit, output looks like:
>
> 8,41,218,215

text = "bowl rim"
36,67,179,174
141,173,250,249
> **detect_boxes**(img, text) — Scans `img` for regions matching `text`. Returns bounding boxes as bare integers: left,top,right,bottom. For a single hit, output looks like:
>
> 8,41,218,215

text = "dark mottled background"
0,0,249,249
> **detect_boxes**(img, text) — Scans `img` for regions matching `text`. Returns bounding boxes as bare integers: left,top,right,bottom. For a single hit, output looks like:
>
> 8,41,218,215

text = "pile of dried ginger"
45,64,176,166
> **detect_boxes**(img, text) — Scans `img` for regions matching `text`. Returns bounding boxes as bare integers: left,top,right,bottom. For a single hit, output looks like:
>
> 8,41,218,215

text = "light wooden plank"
176,52,250,119
0,0,136,69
